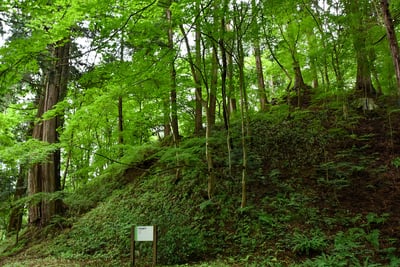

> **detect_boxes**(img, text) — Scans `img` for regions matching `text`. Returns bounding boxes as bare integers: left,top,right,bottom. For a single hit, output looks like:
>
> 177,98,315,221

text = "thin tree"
194,0,203,135
165,5,180,144
233,2,250,208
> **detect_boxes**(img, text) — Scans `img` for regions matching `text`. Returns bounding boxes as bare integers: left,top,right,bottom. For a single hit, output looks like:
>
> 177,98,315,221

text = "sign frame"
130,225,157,267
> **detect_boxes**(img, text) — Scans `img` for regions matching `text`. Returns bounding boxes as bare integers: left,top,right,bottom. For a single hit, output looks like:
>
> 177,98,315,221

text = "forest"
1,0,400,266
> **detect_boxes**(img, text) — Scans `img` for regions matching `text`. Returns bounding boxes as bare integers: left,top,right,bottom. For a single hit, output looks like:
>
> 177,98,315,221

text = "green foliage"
291,229,328,256
0,108,398,266
0,139,59,165
247,109,327,174
50,168,208,265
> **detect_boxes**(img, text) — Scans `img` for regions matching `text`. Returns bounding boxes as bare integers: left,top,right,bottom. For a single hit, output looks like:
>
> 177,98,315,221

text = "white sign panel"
135,226,154,241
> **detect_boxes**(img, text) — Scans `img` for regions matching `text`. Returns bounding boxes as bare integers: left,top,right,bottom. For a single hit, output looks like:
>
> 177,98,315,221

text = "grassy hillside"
1,102,400,266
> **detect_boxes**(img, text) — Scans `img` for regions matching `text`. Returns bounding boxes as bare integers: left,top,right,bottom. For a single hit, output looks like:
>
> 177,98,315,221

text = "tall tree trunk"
251,0,268,111
194,0,203,135
28,97,44,225
219,17,229,130
209,46,218,128
233,3,249,208
227,41,237,114
28,40,70,226
254,44,268,111
220,0,232,175
118,36,124,149
166,7,179,143
206,106,215,199
381,0,400,95
238,40,248,209
179,14,202,136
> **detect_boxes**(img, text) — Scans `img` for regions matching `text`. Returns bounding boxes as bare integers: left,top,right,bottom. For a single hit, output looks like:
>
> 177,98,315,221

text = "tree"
194,0,203,135
166,4,180,143
2,0,400,242
251,0,268,111
232,1,250,208
28,39,70,226
380,0,400,95
343,0,377,98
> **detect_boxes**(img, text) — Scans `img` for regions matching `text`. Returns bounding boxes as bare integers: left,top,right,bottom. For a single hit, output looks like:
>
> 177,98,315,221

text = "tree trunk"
209,46,218,128
28,40,70,226
118,96,124,145
354,36,375,97
118,36,124,149
166,7,179,143
219,27,229,130
251,0,268,111
292,55,310,107
179,17,202,136
194,0,203,135
344,0,376,98
206,106,215,199
227,45,237,114
28,94,44,225
278,22,310,107
238,40,248,209
381,0,400,95
234,7,249,207
220,0,232,175
254,44,268,111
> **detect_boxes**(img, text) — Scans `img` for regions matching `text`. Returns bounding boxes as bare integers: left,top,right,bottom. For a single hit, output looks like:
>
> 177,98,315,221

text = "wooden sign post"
131,225,157,267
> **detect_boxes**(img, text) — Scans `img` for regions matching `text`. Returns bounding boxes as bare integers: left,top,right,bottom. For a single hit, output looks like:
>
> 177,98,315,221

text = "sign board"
134,226,154,241
131,225,158,266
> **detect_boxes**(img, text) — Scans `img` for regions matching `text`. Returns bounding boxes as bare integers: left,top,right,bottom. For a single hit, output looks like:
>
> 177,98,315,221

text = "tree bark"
28,40,70,226
354,35,375,97
381,0,400,95
252,0,268,111
28,95,44,225
254,44,268,111
206,106,215,199
227,42,237,114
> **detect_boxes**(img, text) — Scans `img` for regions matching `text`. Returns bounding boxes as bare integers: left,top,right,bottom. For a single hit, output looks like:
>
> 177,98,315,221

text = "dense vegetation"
1,0,400,266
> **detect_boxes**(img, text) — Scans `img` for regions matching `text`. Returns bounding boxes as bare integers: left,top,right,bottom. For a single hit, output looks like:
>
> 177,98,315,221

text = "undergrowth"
1,105,400,266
